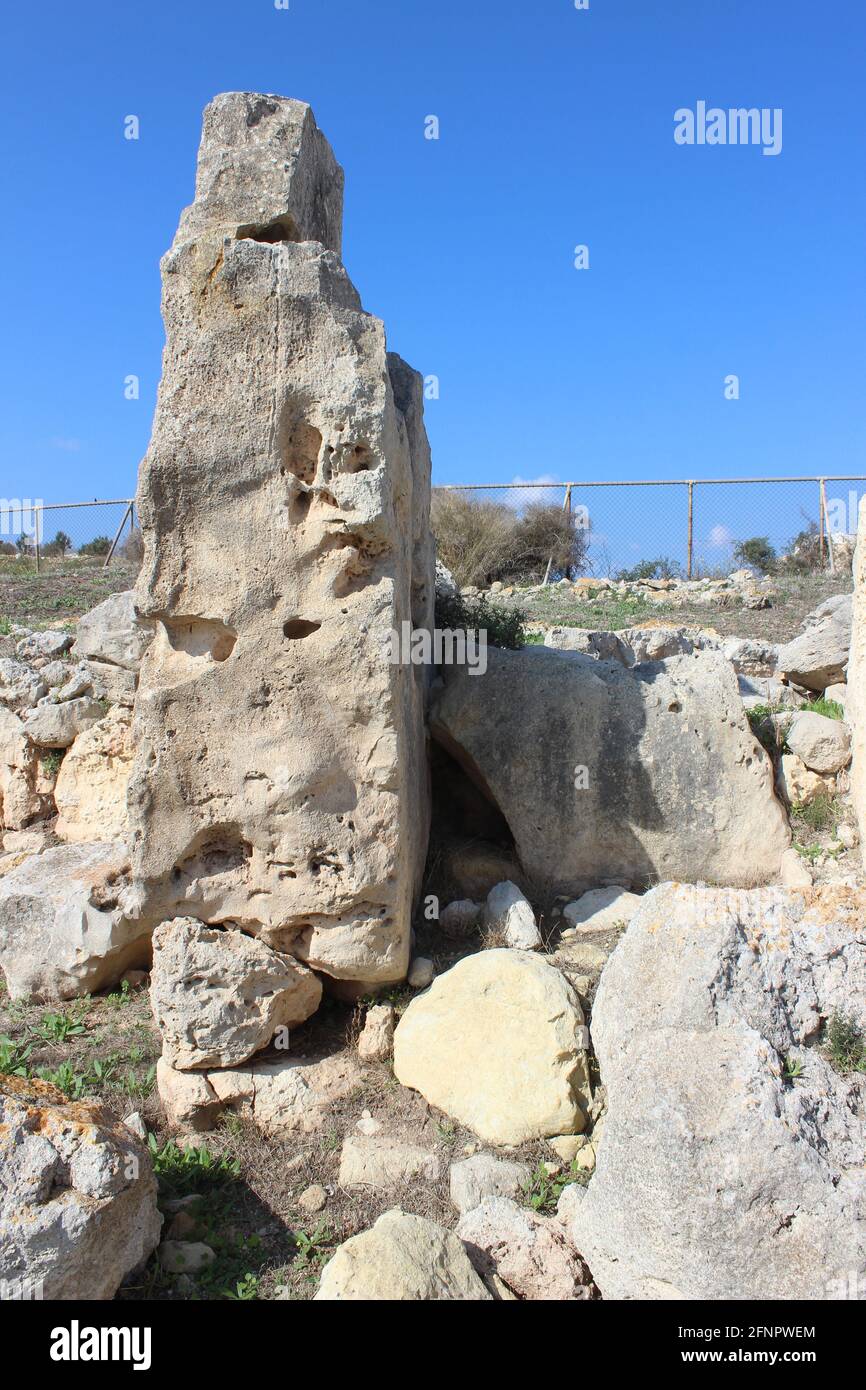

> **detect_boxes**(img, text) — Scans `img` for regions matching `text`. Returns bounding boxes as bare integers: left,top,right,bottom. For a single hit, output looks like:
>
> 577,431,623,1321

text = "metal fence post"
687,481,694,579
34,505,41,574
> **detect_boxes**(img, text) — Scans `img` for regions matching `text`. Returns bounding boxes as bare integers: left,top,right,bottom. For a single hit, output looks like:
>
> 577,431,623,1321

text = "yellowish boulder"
393,950,591,1145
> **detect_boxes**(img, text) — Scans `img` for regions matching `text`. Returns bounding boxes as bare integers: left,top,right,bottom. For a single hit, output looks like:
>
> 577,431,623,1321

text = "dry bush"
433,493,588,587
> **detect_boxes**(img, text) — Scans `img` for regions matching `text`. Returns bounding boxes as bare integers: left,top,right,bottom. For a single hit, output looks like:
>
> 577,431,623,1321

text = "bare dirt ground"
0,933,581,1302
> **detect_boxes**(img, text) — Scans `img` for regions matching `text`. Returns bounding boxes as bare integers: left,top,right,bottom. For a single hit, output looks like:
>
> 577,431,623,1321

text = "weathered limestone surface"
0,1074,161,1300
431,647,790,893
0,842,149,1001
150,916,322,1070
569,883,866,1300
126,93,433,987
848,497,866,843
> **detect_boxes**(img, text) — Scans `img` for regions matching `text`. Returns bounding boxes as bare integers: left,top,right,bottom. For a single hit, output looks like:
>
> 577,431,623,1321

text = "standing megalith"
126,93,434,987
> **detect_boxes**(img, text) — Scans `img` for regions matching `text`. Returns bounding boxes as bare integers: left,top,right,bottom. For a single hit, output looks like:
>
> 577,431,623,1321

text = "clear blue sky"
1,0,863,548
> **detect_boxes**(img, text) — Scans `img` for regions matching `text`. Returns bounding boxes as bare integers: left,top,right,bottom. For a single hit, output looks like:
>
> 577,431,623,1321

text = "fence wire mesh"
0,499,138,570
432,477,866,584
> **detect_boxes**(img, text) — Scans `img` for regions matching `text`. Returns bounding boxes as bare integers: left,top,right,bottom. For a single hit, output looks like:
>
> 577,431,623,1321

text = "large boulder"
777,593,852,692
393,949,591,1145
315,1209,491,1301
0,842,149,1000
431,646,789,894
569,883,866,1300
125,93,433,989
54,706,134,843
0,1074,161,1299
150,917,322,1070
73,591,152,671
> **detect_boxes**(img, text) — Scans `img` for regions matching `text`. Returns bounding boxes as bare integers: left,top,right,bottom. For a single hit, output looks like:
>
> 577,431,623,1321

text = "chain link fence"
432,476,866,584
0,499,138,571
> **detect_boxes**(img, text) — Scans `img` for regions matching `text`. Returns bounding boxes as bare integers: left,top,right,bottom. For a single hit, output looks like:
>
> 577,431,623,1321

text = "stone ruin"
125,93,434,993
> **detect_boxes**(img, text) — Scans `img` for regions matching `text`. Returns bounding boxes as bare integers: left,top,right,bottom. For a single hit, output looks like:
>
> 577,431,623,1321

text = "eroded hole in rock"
235,214,301,244
283,618,321,641
162,616,237,663
172,828,252,884
277,413,322,485
344,443,372,474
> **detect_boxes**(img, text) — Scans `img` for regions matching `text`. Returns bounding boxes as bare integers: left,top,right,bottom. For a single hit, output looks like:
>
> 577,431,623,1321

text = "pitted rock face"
127,94,433,988
178,92,344,253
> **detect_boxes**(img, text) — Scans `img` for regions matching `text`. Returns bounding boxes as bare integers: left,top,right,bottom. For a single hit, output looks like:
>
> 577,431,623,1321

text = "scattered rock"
457,1196,594,1301
22,696,104,749
483,880,542,950
315,1209,492,1301
298,1184,328,1215
779,847,813,888
338,1135,441,1188
357,1003,395,1062
776,753,834,807
73,591,152,671
548,1134,586,1163
438,898,481,938
150,917,322,1070
0,842,148,1001
0,1073,161,1299
54,706,134,843
0,707,51,829
157,1051,363,1137
15,630,73,662
0,659,46,713
786,710,851,775
394,950,591,1145
449,1154,531,1215
777,593,852,692
407,957,435,989
562,885,641,934
158,1240,216,1274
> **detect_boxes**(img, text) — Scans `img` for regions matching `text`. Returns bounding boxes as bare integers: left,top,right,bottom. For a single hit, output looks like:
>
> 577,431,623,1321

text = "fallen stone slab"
338,1134,441,1188
431,646,790,893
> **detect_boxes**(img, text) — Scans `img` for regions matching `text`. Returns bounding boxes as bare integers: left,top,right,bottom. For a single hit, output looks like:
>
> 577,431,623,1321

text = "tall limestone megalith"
848,495,866,844
126,93,434,987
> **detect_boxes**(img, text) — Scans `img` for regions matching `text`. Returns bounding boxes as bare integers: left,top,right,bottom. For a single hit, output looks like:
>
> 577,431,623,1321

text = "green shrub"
616,556,682,582
733,537,776,573
801,697,844,721
434,591,527,650
824,1013,866,1074
79,535,111,556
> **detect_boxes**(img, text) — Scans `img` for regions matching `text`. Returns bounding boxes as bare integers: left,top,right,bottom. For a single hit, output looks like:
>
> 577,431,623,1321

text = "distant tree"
16,533,31,553
44,530,73,557
79,535,111,556
0,540,16,555
616,556,682,582
733,537,776,573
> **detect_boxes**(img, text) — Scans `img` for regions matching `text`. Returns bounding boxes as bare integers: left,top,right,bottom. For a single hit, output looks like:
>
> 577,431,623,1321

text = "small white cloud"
49,437,83,453
708,524,734,548
509,473,560,487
